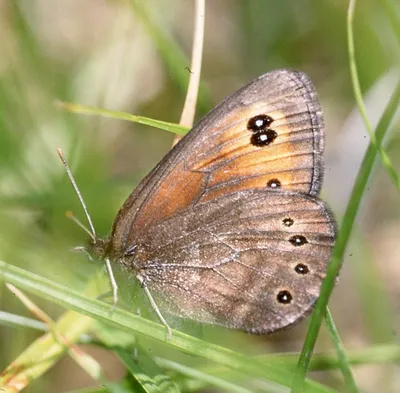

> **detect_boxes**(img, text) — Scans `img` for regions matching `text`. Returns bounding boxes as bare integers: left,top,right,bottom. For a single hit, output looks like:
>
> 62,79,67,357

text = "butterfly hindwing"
131,189,335,333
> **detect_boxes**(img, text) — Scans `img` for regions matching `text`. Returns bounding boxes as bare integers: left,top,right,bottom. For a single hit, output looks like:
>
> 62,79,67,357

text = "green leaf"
0,260,338,393
116,346,180,393
56,101,189,135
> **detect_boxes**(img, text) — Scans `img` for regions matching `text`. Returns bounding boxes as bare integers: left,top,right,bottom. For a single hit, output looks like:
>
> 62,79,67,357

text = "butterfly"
73,69,336,337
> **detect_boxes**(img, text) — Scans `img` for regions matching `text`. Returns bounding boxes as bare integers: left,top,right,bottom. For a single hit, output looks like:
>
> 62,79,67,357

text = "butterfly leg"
105,258,119,308
72,246,93,260
137,274,172,340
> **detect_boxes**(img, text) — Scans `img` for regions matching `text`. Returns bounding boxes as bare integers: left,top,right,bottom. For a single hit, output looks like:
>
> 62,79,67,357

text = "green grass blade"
347,0,400,190
0,260,338,393
0,312,400,371
2,311,399,372
155,357,253,393
324,309,359,393
291,77,400,392
382,0,400,45
116,347,180,393
0,310,47,331
56,101,189,135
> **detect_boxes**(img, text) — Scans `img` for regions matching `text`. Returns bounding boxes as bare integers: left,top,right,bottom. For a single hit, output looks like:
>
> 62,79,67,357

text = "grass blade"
291,79,400,392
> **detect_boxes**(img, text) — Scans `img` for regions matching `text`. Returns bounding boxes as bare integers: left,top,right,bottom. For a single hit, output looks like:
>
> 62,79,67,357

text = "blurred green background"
0,0,399,392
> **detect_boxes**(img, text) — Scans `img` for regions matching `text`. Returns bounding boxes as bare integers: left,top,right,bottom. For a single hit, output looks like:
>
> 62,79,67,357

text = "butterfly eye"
289,235,308,246
294,263,309,275
277,290,293,304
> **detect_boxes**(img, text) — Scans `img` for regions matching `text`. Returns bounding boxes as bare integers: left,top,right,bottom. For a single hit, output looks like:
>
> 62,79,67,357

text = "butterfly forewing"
187,70,324,201
109,69,324,252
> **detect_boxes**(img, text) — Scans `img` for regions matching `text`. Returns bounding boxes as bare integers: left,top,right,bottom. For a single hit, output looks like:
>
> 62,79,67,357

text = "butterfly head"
86,237,109,261
86,235,139,265
71,238,109,263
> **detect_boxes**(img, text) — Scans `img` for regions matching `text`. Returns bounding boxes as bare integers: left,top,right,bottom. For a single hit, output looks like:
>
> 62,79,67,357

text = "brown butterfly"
67,69,336,337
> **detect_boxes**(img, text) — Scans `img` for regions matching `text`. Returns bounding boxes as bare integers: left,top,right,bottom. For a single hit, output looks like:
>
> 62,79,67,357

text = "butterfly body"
89,69,336,334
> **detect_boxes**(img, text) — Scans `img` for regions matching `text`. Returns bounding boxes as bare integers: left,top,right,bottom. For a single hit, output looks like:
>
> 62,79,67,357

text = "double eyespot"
247,114,277,147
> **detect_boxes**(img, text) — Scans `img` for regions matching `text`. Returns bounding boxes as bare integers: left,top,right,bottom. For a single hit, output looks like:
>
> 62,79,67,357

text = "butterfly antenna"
57,148,97,242
65,210,95,240
58,148,120,308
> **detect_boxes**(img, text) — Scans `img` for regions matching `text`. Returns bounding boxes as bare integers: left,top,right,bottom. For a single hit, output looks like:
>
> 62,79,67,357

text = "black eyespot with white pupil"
295,263,309,275
283,217,294,227
289,235,308,246
277,290,292,304
247,114,277,147
250,129,277,147
267,178,281,189
247,114,273,131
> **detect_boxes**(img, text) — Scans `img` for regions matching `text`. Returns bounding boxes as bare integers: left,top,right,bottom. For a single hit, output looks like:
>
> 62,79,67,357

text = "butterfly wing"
109,69,325,256
132,189,335,333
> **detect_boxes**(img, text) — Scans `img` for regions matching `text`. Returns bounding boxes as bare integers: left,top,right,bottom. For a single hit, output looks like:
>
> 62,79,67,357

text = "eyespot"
247,114,273,132
250,129,277,147
267,178,281,189
277,290,292,304
289,235,308,246
282,217,294,227
294,263,309,275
